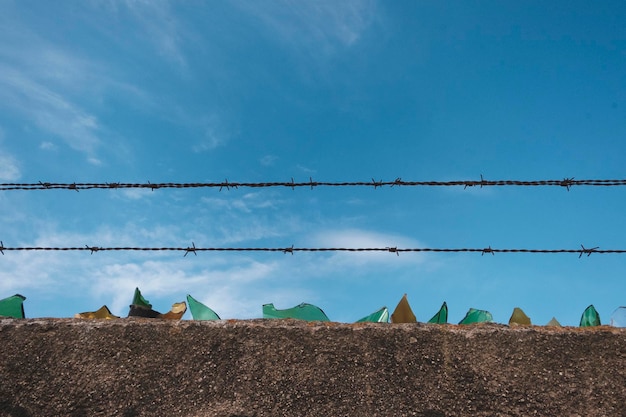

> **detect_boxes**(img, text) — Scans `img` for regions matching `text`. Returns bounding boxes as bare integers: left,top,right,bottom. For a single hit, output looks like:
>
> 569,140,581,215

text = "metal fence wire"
0,243,615,258
1,177,626,191
1,177,624,257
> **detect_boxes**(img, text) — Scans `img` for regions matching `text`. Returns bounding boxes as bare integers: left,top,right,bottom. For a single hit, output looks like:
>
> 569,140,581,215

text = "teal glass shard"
579,304,601,327
458,308,493,325
0,294,26,319
187,294,221,321
427,302,448,324
263,303,330,322
356,307,389,323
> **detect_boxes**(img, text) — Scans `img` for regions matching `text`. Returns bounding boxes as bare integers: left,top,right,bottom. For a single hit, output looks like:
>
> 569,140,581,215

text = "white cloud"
118,188,155,200
0,65,101,156
116,0,187,69
90,257,285,318
87,157,103,166
296,164,316,174
192,117,231,152
202,192,281,213
0,152,20,181
235,0,377,54
309,228,427,268
260,155,278,166
39,141,56,150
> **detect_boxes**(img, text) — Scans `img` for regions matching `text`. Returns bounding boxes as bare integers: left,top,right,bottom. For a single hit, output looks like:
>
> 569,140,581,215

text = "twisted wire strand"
0,244,614,257
1,178,626,191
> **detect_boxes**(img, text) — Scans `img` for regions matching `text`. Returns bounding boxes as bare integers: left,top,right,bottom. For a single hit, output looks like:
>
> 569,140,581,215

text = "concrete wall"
0,319,624,417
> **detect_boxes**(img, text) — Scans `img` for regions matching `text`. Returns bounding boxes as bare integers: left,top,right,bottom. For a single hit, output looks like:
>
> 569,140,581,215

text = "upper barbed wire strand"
1,178,626,190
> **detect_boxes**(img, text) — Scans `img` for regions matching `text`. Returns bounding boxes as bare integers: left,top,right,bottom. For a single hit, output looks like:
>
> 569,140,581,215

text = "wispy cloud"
309,228,428,268
0,129,20,180
0,218,433,319
235,0,377,53
39,141,57,151
113,0,188,69
0,153,20,181
202,192,282,213
192,129,227,152
260,155,278,166
296,164,316,174
90,257,287,318
0,66,101,156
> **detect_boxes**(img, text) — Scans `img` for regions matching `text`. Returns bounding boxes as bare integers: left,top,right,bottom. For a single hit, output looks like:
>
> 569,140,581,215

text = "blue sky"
0,1,625,325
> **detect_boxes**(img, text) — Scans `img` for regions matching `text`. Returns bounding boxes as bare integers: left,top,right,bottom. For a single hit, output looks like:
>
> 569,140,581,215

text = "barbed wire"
0,242,615,258
1,177,626,191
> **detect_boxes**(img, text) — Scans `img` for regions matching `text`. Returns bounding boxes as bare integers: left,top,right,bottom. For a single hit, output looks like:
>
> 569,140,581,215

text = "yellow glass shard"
75,305,119,319
158,301,187,320
546,317,562,327
391,294,417,323
508,307,531,326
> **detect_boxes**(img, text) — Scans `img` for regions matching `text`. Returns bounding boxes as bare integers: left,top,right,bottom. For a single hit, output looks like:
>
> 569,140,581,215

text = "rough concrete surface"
0,319,624,417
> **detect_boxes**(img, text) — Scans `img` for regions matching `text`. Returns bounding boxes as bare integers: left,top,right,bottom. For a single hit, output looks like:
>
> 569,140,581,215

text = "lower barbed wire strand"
0,246,623,255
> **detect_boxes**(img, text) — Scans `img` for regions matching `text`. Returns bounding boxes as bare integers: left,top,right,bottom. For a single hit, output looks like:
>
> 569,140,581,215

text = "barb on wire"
387,246,400,256
283,245,294,255
184,242,197,257
86,245,101,254
0,241,4,255
561,177,575,191
372,178,384,189
219,179,233,192
482,246,495,256
480,174,486,188
463,174,487,189
579,244,599,258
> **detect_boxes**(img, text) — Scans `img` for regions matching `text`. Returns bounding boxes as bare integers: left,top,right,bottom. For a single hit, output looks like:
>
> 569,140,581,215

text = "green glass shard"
356,307,389,323
391,294,417,323
262,303,330,322
546,317,562,327
131,287,152,308
187,294,221,321
0,294,26,319
509,307,531,326
458,308,493,325
427,302,448,324
579,304,601,327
